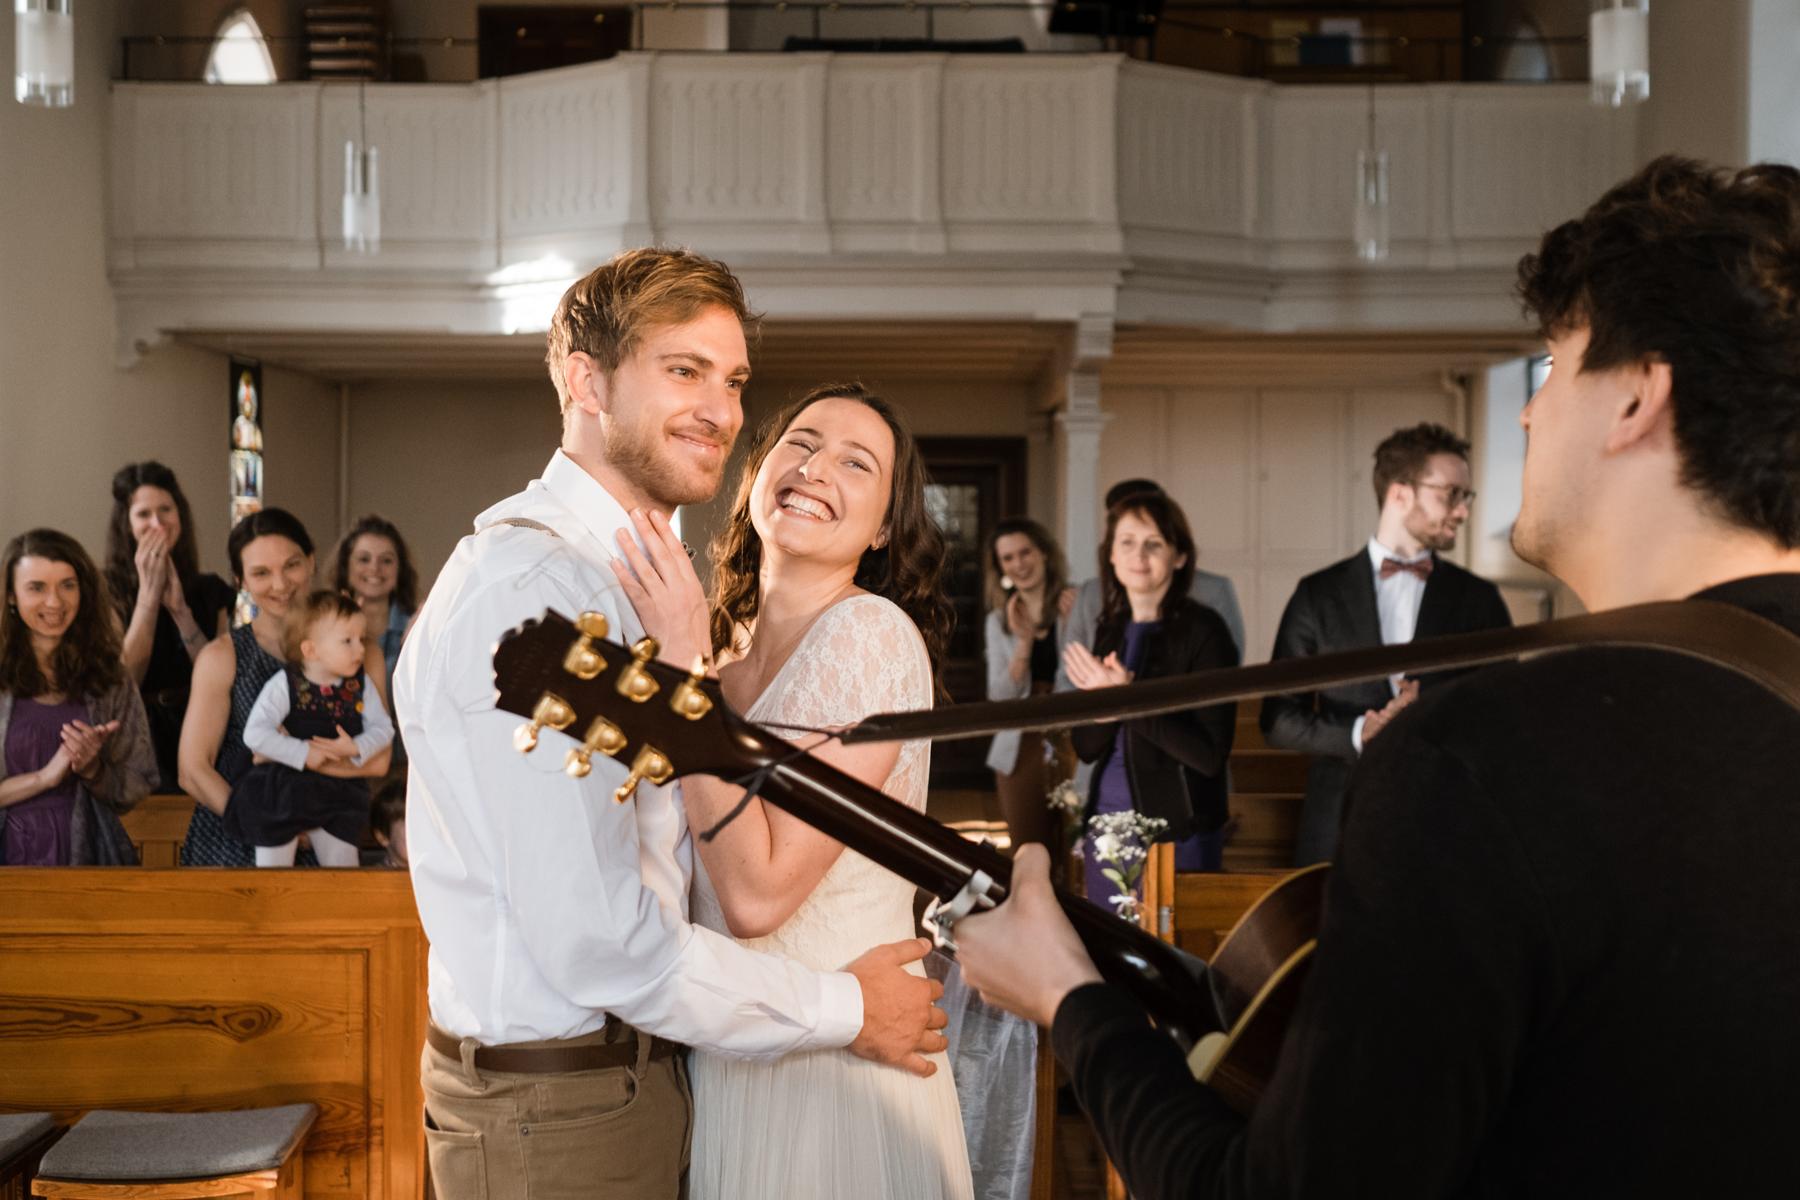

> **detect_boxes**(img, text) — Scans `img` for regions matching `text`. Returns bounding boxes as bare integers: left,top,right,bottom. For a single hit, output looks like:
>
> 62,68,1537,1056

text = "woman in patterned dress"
176,509,390,866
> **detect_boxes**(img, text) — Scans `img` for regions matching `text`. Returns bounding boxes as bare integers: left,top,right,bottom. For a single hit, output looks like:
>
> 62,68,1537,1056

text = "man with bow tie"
1261,422,1513,865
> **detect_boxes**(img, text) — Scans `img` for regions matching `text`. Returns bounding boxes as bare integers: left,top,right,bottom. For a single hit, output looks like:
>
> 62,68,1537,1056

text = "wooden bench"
0,870,426,1200
117,795,195,868
1100,853,1292,1199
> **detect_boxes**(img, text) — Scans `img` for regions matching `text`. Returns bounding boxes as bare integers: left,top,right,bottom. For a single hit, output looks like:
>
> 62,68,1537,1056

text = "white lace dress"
688,594,975,1200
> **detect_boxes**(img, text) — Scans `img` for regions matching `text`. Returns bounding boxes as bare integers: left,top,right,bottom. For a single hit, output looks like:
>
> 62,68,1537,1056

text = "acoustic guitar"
490,609,1320,1114
491,600,1800,1113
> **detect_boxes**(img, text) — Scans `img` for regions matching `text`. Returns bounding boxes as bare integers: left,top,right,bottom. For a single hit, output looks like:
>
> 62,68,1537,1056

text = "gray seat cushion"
0,1113,57,1166
37,1105,317,1182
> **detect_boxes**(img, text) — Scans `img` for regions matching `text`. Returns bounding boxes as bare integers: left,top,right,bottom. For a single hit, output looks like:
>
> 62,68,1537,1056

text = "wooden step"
1234,713,1268,751
1223,791,1300,870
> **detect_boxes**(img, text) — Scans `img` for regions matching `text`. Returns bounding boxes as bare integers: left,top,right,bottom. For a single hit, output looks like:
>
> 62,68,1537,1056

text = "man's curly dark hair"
1517,155,1800,547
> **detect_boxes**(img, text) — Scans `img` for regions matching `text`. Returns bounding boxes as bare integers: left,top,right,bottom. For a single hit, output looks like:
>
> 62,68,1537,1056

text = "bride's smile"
751,396,895,564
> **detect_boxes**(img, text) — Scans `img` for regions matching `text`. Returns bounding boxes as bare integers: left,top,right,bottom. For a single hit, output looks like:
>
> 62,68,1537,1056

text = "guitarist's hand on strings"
612,507,714,673
845,936,950,1077
957,844,1101,1028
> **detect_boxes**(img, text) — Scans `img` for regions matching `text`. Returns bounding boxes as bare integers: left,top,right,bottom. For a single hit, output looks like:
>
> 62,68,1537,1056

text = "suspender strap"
842,600,1800,744
481,517,561,537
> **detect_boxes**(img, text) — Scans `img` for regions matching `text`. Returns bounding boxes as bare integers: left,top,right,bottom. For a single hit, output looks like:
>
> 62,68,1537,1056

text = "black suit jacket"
1259,550,1513,834
1073,598,1239,840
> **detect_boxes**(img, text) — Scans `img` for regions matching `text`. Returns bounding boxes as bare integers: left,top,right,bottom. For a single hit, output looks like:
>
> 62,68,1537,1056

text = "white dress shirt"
1350,536,1432,755
395,450,864,1053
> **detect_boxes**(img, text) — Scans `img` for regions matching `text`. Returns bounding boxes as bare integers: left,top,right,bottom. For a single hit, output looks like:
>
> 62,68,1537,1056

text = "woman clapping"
1,529,156,865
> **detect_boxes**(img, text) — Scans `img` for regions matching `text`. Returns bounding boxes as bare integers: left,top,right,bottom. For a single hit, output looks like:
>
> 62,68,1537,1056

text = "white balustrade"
107,53,1639,351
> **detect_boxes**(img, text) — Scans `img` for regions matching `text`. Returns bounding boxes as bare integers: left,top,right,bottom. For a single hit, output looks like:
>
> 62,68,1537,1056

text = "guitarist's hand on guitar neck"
956,845,1102,1028
844,936,950,1077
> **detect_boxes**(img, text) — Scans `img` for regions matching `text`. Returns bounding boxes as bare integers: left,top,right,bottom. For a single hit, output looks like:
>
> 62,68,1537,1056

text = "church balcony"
107,53,1638,362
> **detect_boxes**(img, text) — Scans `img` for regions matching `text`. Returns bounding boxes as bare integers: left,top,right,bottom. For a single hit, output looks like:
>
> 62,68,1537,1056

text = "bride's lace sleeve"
760,596,934,810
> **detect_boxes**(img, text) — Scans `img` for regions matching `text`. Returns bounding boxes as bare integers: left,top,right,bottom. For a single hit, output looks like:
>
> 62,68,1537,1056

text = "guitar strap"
842,599,1800,744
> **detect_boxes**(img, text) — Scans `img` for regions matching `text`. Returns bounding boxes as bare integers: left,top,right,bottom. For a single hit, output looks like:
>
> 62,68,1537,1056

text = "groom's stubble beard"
603,408,734,509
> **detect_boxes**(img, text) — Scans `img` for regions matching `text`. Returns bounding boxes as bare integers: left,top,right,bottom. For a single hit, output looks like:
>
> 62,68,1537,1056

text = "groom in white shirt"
396,248,948,1199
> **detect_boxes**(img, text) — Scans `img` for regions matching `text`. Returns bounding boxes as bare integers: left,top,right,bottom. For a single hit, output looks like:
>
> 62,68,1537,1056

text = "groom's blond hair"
544,247,761,414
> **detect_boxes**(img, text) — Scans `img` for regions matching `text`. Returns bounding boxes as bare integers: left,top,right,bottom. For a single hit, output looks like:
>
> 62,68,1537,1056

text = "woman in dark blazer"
1063,492,1237,899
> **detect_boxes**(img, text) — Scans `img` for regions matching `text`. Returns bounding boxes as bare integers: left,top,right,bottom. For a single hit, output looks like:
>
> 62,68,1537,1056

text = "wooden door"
918,437,1027,790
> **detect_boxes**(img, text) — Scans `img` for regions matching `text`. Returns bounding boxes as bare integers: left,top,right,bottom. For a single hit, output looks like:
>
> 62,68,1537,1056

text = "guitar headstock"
491,609,764,803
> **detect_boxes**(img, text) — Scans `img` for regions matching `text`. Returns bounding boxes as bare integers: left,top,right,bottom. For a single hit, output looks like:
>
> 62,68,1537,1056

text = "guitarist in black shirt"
955,155,1800,1198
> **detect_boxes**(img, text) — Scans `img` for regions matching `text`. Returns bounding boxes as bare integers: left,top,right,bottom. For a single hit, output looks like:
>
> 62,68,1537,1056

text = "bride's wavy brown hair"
708,382,953,699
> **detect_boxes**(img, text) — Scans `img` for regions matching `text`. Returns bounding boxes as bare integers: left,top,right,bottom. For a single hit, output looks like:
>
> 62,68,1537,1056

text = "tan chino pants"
420,1023,692,1200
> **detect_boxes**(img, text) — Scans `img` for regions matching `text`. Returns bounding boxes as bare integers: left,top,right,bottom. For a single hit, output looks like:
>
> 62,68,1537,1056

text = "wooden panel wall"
0,870,425,1200
1098,385,1461,663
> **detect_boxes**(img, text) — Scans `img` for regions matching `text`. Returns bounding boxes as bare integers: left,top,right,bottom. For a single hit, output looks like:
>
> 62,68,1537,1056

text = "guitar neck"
752,751,1223,1049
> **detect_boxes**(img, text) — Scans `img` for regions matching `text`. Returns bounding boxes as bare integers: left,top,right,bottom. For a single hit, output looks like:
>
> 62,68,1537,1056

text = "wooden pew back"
118,794,195,868
0,869,425,1200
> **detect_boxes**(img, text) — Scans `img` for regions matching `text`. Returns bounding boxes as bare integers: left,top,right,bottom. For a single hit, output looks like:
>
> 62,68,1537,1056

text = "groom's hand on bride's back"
845,936,949,1078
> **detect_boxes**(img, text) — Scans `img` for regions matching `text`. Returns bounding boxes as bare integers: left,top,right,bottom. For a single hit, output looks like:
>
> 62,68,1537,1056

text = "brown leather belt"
427,1023,680,1075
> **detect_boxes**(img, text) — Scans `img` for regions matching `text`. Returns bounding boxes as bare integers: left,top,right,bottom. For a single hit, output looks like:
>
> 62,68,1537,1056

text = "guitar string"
698,729,847,843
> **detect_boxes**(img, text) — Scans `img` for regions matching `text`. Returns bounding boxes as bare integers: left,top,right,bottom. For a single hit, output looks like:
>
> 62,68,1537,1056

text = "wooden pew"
1104,854,1292,1199
0,869,426,1200
117,794,195,867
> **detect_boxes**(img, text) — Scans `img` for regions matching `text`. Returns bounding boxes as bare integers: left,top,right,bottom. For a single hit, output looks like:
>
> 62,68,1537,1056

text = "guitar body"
1186,864,1330,1115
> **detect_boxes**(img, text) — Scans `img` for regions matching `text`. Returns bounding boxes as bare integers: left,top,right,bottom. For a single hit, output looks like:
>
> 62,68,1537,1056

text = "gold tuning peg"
613,743,674,804
615,636,661,703
513,692,575,753
564,716,628,779
563,611,611,681
669,656,713,722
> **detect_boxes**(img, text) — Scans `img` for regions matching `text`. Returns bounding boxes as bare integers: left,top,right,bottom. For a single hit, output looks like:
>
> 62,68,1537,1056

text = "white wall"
344,379,561,591
0,5,340,579
343,371,1041,594
1747,0,1800,168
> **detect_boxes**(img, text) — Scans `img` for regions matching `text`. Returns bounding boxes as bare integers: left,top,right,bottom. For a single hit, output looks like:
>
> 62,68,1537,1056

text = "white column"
1748,0,1800,167
1055,367,1111,573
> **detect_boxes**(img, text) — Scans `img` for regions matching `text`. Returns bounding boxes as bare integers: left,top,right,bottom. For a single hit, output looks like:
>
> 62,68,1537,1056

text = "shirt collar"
1368,536,1432,571
538,449,635,546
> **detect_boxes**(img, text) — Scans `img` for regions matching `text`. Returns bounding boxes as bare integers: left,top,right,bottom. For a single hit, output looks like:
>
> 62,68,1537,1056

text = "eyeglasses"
1411,480,1477,508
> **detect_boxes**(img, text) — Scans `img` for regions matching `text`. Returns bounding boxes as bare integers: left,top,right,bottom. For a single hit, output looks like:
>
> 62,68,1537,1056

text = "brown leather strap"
427,1023,678,1075
844,599,1800,744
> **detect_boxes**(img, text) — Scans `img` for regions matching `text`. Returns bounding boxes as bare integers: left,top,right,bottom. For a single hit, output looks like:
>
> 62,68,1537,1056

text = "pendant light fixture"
342,79,381,254
14,0,73,107
1353,85,1390,263
1589,0,1649,107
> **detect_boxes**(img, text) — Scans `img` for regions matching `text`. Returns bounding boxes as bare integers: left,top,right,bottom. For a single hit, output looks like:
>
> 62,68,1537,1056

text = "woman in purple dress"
0,529,156,866
1062,492,1238,902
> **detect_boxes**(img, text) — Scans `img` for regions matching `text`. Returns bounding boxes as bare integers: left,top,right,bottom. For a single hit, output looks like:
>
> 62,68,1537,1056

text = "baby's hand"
309,725,360,764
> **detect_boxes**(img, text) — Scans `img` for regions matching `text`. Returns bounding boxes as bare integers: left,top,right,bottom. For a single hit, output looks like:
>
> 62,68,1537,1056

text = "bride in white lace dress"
616,382,973,1200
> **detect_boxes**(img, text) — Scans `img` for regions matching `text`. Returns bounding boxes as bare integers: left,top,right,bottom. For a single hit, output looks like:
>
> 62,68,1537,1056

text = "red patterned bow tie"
1380,556,1433,581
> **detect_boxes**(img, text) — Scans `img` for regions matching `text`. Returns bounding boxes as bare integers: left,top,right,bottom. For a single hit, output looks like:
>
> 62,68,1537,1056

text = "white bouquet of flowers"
1046,778,1084,840
1084,810,1169,923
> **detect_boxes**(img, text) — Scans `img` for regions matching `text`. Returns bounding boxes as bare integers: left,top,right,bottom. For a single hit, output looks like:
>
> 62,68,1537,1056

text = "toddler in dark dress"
225,591,393,867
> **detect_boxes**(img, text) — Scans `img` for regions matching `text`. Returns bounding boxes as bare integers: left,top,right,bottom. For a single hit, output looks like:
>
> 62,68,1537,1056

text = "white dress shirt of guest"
1348,448,1476,753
